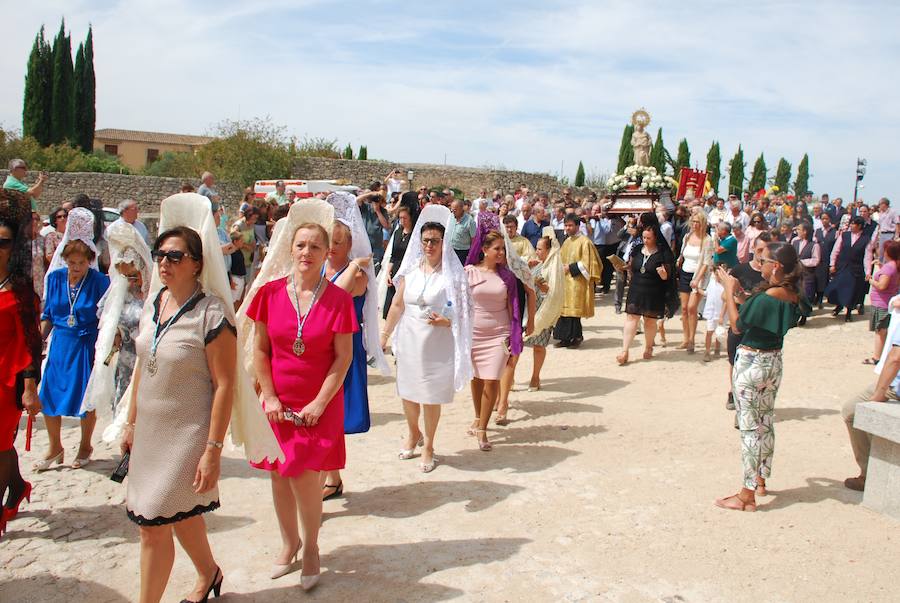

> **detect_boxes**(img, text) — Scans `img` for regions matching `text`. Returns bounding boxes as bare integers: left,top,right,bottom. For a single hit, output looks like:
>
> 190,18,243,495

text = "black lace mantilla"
126,500,220,526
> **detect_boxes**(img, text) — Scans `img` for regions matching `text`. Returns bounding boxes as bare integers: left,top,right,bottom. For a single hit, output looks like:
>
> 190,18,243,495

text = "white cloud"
2,0,898,199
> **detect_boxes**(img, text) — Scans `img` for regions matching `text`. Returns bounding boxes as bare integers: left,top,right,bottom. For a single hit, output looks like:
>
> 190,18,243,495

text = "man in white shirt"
877,197,898,261
108,198,150,244
725,202,749,231
384,169,405,197
470,188,489,215
265,180,287,206
517,202,532,232
708,198,729,225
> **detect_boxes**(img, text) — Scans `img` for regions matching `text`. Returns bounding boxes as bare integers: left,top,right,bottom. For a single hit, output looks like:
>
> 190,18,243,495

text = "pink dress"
247,278,357,476
467,266,510,380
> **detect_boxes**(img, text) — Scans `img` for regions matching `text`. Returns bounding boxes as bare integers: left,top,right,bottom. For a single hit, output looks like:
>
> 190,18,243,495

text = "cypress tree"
649,128,667,175
774,158,791,193
793,154,809,198
81,26,96,152
727,145,744,197
705,141,721,194
675,139,690,176
574,161,585,187
73,42,87,151
616,124,634,174
748,153,767,195
23,27,53,146
342,144,353,159
358,145,367,160
50,20,75,144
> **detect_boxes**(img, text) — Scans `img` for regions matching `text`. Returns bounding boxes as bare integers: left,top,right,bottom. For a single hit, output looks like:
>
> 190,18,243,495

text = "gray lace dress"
113,292,143,413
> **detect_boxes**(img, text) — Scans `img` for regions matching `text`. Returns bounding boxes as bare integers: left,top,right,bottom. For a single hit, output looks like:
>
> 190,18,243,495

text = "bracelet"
22,368,39,379
206,440,224,449
125,421,135,428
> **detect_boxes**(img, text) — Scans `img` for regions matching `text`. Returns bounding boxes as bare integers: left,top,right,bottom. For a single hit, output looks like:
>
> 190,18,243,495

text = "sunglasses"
422,237,443,247
56,213,68,220
151,249,196,264
0,237,13,249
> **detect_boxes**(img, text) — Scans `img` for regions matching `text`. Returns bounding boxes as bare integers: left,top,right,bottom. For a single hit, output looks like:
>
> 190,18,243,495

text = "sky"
3,0,899,201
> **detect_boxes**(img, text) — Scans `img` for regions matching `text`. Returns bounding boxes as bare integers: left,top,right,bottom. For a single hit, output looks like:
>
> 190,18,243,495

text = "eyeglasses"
758,257,780,265
151,249,196,264
422,237,443,247
0,237,13,249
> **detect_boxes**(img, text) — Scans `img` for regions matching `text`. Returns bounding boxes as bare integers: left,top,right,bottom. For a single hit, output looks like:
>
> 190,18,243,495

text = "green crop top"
736,291,808,350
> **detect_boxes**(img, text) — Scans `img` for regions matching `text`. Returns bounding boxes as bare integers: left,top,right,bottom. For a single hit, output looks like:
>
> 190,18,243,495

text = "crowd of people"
1,159,898,600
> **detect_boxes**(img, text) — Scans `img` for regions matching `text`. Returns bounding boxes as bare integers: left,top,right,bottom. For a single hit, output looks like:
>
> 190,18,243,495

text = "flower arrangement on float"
606,166,677,193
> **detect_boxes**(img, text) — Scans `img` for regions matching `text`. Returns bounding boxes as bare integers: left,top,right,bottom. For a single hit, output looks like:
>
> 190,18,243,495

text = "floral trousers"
732,347,783,490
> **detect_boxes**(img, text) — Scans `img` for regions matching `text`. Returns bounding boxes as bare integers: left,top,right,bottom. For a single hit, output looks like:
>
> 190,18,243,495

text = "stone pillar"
854,402,900,520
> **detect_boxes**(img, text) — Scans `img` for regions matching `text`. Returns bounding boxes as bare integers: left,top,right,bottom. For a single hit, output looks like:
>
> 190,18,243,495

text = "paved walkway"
2,299,896,602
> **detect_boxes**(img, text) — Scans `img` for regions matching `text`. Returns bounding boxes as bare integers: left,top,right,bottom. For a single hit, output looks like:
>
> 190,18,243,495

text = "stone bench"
854,402,900,520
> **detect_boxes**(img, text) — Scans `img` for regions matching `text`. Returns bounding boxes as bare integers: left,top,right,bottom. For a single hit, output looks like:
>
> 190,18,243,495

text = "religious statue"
630,108,652,167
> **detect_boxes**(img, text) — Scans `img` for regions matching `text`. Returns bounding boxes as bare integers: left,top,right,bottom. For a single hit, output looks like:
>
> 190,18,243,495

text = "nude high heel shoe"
271,543,301,579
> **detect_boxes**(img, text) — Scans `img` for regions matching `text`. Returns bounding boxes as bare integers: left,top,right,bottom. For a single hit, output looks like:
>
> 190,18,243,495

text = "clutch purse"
110,452,130,483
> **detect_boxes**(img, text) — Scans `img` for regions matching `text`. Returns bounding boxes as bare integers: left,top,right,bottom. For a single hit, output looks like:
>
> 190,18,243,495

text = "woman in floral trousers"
715,242,809,512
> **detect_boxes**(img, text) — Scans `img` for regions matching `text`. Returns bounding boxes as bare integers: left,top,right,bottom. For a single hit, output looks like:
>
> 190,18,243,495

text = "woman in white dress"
381,205,473,473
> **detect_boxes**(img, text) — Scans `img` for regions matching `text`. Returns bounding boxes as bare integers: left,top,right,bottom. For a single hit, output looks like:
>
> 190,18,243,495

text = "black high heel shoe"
181,567,222,603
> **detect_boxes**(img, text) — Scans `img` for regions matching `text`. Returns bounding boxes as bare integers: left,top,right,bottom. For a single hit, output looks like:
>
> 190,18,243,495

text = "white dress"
394,267,455,404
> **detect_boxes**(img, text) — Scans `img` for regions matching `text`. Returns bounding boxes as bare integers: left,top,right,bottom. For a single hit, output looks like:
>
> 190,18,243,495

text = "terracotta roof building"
94,128,215,171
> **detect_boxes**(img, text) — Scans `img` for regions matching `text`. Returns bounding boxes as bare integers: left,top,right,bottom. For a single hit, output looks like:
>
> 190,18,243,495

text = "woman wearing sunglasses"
715,242,809,512
35,208,109,472
240,200,356,590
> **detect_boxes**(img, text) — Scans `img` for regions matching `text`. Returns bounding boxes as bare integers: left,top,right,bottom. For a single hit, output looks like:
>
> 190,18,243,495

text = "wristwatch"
206,440,224,449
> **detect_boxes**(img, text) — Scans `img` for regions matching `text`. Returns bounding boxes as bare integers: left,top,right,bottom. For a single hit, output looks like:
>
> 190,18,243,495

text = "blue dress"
40,268,110,417
326,267,370,434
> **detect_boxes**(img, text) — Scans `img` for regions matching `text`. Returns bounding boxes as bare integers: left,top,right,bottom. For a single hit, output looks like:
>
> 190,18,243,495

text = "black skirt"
677,269,694,294
626,252,668,319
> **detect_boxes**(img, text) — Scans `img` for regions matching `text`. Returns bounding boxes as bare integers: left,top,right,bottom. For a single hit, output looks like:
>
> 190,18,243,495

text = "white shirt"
386,178,404,196
726,211,749,231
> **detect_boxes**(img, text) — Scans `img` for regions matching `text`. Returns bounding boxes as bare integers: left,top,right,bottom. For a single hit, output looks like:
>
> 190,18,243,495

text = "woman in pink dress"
247,218,356,591
466,230,516,451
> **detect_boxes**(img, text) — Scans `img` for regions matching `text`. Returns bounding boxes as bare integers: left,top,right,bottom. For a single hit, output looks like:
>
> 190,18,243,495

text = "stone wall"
291,157,561,198
1,170,243,218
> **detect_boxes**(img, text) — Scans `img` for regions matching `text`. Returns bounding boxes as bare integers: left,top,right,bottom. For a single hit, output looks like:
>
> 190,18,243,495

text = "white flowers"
607,166,676,193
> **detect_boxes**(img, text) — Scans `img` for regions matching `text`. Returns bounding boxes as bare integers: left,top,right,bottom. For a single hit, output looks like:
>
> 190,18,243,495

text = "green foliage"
574,161,585,187
73,43,87,150
141,151,199,178
793,154,809,198
616,124,634,173
748,153,767,195
50,20,75,145
358,145,368,160
649,128,667,175
774,157,791,193
0,127,129,173
192,118,293,187
294,136,341,158
80,26,96,153
675,139,691,176
727,145,745,197
705,141,721,194
342,144,353,160
23,27,53,146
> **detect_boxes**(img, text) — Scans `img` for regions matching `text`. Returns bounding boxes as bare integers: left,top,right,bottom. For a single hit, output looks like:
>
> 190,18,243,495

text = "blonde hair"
293,222,330,248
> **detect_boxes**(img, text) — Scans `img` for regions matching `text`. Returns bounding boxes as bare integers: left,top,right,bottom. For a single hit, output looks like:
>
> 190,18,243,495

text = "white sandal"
33,450,64,472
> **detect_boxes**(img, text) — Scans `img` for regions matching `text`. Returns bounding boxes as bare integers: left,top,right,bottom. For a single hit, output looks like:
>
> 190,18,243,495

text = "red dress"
247,278,357,476
0,291,33,451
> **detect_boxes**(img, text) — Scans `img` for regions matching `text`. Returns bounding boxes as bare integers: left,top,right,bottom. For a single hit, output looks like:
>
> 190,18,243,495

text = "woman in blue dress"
36,236,109,471
320,220,370,500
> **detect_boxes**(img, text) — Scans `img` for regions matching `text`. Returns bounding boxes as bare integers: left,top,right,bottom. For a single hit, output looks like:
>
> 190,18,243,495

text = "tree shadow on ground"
370,410,405,428
582,324,621,333
509,398,603,423
536,375,628,397
323,480,524,521
760,476,861,511
775,407,839,423
568,336,619,350
367,373,396,387
496,423,606,446
5,503,139,544
442,444,579,474
0,576,129,603
224,537,531,602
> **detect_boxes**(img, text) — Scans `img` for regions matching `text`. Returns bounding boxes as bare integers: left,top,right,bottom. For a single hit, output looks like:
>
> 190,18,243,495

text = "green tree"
727,145,745,197
50,20,75,144
73,43,87,151
705,141,721,194
774,157,791,194
793,153,809,198
649,128,667,175
616,124,634,173
358,145,367,160
748,153,767,195
23,27,53,147
78,27,96,153
574,161,585,186
675,139,691,176
193,117,293,187
342,143,353,160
